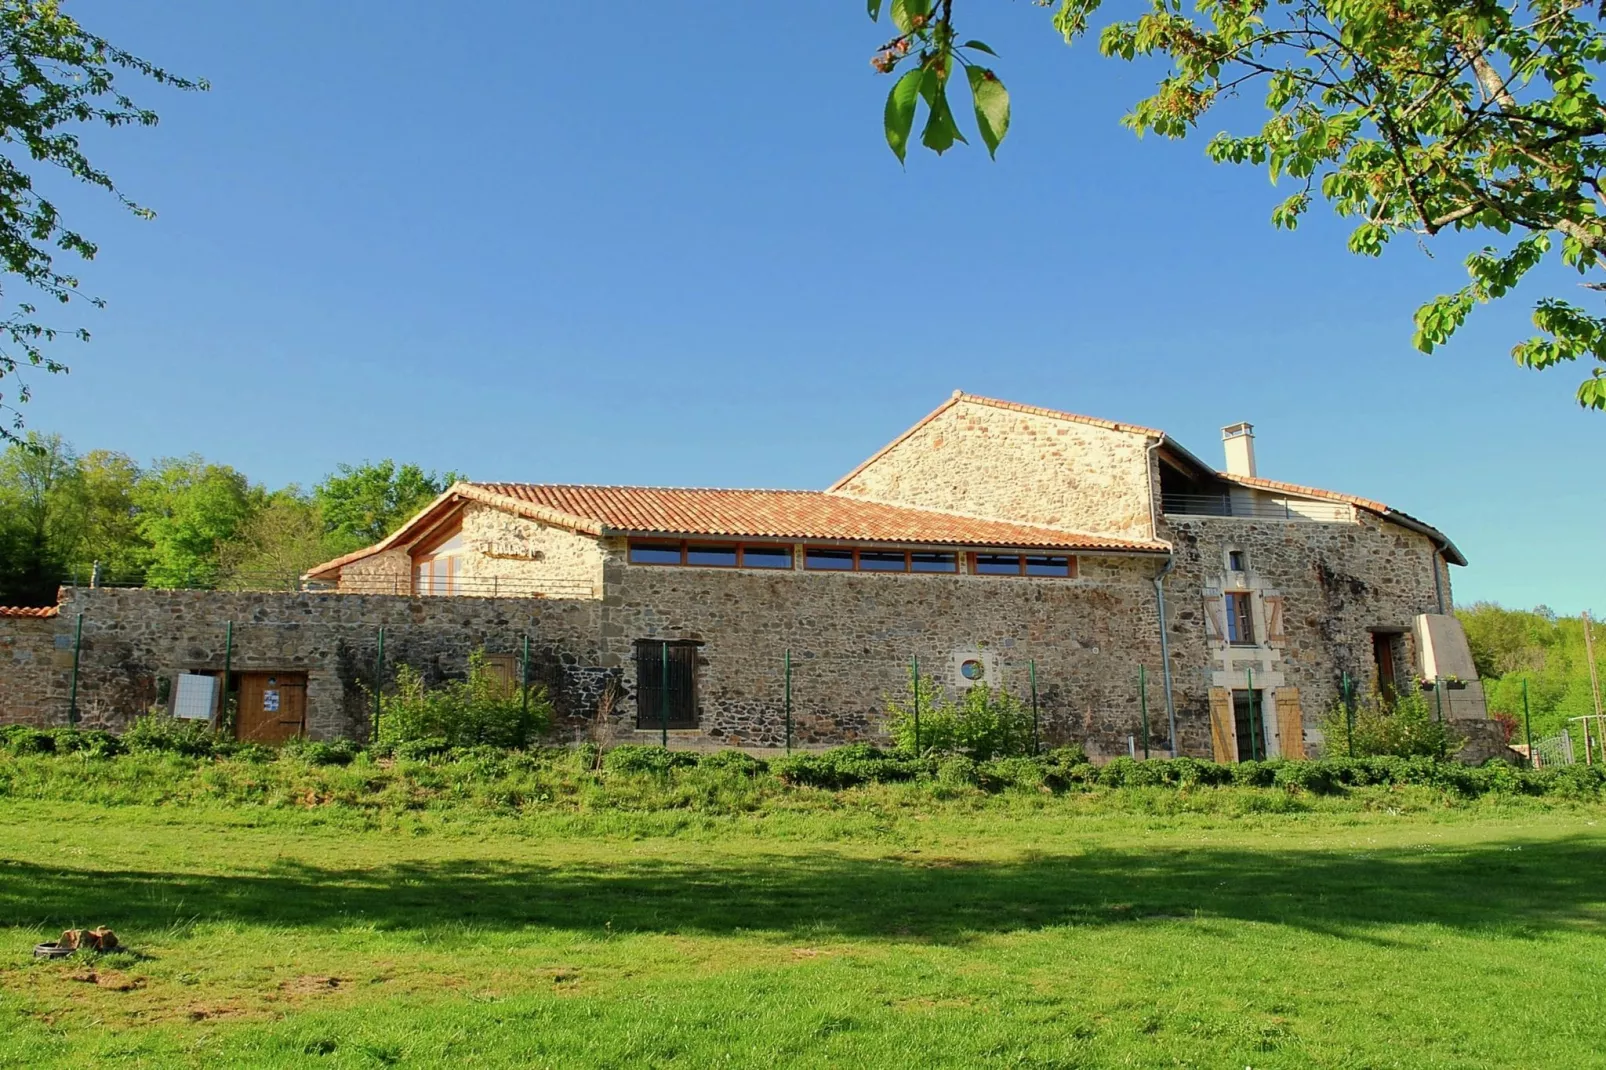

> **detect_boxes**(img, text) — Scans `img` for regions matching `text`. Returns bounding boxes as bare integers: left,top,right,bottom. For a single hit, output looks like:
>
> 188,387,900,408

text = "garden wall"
0,588,604,739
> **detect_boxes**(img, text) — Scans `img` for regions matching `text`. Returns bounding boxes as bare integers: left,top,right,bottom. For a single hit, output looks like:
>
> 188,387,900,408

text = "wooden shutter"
634,641,699,729
1203,593,1229,643
1208,687,1235,763
1263,592,1286,644
1274,687,1305,759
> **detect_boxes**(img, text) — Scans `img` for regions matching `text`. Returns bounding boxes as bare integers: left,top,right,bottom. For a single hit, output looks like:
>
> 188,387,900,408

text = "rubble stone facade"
0,394,1491,761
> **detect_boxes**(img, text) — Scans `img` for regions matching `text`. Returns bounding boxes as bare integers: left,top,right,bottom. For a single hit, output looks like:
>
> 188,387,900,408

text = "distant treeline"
0,431,459,605
1459,604,1605,739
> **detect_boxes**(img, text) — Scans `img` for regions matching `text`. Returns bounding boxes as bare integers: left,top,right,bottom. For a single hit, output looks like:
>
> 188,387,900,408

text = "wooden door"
1208,687,1235,763
1274,687,1306,759
235,672,308,744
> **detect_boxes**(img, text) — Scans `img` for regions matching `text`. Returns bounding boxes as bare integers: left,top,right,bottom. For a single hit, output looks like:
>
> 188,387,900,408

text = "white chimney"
1222,422,1257,477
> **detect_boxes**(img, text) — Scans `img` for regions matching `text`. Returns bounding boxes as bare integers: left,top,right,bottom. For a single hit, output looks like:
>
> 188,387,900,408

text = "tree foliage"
0,433,459,604
314,460,461,549
866,0,1606,407
1459,601,1605,737
0,1,204,439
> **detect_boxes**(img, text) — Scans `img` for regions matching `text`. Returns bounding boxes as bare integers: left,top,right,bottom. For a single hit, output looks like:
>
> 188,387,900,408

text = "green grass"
1,792,1604,1069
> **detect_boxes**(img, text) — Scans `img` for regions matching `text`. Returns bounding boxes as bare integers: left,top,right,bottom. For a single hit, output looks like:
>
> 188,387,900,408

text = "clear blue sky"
20,2,1602,614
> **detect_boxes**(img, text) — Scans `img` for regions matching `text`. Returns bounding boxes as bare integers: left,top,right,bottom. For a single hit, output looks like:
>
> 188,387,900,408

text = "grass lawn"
0,796,1603,1068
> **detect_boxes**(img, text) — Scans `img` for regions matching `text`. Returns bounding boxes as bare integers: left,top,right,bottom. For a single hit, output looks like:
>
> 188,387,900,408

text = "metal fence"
1528,731,1575,768
50,569,595,600
1162,493,1352,523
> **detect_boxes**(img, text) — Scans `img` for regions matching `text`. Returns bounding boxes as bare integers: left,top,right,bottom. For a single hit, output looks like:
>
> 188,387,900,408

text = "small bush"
1273,760,1341,795
376,653,553,750
603,745,698,775
0,725,57,755
123,710,223,758
278,738,359,767
772,744,932,789
49,728,125,758
1318,686,1463,760
885,673,1034,760
394,736,451,762
699,750,768,776
936,755,980,787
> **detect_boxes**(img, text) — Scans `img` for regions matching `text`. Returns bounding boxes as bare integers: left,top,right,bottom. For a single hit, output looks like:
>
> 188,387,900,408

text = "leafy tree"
132,456,260,587
865,0,1606,407
0,2,204,440
69,449,144,579
0,431,80,601
215,489,346,588
314,460,462,549
1460,602,1605,737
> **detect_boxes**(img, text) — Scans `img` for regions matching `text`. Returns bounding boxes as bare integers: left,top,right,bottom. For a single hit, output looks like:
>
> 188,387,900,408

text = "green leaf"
920,77,966,155
884,68,925,163
891,0,929,34
966,67,1010,158
961,40,998,56
867,0,883,19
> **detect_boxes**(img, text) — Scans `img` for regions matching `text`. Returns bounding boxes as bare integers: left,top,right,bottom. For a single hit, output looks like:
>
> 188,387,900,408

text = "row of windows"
627,540,1077,577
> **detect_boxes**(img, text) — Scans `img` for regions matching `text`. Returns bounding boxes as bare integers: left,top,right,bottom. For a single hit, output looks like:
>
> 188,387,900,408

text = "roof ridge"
955,393,1167,438
469,482,821,495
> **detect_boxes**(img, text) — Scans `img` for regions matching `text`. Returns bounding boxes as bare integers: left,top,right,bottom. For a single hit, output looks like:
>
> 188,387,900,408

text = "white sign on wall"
951,651,998,690
172,673,217,720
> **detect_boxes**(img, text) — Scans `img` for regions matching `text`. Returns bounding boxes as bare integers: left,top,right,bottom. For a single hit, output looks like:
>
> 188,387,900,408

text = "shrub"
49,728,125,758
936,755,980,787
602,745,698,775
885,673,1034,760
772,744,932,789
375,653,553,750
0,725,57,755
699,749,768,776
394,736,451,762
123,709,224,758
278,738,359,767
1317,686,1463,760
1273,760,1341,795
978,756,1049,791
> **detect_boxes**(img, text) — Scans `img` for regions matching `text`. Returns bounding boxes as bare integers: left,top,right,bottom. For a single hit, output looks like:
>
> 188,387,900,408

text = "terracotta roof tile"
0,605,58,618
468,484,1169,553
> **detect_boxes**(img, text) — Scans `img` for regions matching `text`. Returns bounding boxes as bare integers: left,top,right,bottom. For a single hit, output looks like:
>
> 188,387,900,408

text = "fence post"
911,655,921,755
219,620,233,731
1029,660,1039,756
67,613,83,726
1246,665,1259,761
784,648,792,755
660,642,669,748
521,633,530,722
1342,671,1355,758
1522,678,1534,768
372,626,384,741
1139,664,1150,760
1433,677,1444,722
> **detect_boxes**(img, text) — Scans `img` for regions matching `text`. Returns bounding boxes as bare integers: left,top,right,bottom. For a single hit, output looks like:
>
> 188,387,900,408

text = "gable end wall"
834,400,1158,540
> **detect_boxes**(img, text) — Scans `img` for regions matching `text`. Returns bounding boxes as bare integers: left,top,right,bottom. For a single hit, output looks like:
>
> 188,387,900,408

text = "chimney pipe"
1222,422,1256,477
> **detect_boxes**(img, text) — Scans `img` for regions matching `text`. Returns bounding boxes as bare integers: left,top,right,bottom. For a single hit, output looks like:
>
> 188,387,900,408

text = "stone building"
0,392,1495,759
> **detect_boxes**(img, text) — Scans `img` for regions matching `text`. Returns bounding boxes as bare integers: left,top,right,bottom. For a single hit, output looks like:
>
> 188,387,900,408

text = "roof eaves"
302,487,468,580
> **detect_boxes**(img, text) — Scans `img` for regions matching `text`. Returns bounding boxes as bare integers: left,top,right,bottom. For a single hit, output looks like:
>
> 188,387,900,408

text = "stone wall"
598,540,1170,757
0,612,62,728
453,503,606,598
0,588,604,739
1158,511,1452,757
335,503,605,599
833,397,1159,540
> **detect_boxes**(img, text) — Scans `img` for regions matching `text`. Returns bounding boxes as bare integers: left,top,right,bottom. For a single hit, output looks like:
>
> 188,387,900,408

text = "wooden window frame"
412,519,465,596
1226,591,1257,646
627,539,795,570
802,547,959,574
967,552,1078,579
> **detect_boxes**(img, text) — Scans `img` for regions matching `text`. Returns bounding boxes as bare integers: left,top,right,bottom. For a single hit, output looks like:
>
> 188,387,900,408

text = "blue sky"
18,2,1602,613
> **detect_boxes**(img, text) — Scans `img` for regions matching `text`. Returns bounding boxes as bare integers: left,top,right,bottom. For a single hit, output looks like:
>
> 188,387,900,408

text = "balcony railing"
1162,493,1351,523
